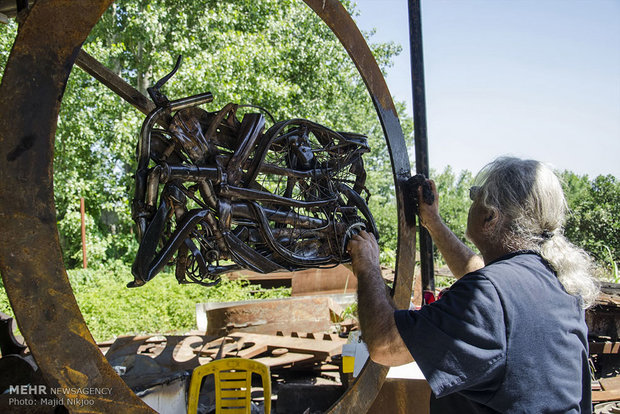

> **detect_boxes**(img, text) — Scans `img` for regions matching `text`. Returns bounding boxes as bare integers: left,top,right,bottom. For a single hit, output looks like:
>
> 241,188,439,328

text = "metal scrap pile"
588,283,620,409
101,295,357,414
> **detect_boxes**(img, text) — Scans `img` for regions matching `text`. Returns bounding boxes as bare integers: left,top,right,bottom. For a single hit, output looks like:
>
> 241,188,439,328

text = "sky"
351,0,620,178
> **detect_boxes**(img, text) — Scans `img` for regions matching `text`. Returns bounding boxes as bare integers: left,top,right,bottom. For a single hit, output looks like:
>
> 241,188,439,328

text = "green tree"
0,20,17,82
561,171,619,276
1,1,410,268
433,166,475,247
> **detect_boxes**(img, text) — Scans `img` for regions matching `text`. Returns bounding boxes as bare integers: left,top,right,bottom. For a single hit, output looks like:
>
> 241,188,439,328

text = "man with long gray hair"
347,157,598,413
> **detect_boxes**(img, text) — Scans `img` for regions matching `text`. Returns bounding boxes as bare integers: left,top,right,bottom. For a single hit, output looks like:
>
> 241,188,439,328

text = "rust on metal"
0,1,415,412
302,0,417,412
0,0,34,19
75,49,157,117
103,335,215,392
0,0,153,411
301,0,415,307
367,378,432,414
586,283,620,340
290,265,358,296
203,296,343,337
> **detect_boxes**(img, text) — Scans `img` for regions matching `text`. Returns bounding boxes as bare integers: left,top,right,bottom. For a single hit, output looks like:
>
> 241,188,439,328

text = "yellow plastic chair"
188,358,271,414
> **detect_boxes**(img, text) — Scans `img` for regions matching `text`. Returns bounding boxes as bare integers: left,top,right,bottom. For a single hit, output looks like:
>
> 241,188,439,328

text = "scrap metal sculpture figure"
130,57,377,287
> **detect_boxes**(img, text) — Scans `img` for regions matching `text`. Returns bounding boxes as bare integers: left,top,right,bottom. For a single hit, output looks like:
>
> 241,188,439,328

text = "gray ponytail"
475,157,599,308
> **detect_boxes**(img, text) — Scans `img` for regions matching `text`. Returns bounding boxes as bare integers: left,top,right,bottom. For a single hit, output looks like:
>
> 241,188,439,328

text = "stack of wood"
588,283,620,407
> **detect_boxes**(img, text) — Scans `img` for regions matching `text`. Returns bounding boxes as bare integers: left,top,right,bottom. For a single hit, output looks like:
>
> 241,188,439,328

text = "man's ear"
483,207,500,230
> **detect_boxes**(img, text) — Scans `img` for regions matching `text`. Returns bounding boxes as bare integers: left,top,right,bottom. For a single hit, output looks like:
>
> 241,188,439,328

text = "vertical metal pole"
80,197,87,269
408,0,435,300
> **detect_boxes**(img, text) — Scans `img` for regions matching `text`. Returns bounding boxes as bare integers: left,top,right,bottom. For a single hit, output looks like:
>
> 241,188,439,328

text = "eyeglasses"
469,186,481,201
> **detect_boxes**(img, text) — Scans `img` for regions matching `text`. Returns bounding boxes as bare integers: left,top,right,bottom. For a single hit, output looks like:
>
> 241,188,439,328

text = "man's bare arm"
418,180,484,278
348,231,413,366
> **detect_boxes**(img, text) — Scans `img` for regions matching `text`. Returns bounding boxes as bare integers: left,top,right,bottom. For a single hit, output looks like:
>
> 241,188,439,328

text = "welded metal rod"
80,197,87,269
409,0,435,297
76,50,157,116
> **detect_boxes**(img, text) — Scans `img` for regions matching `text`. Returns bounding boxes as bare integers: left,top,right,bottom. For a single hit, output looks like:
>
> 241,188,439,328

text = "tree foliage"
560,171,619,275
0,20,17,82
433,167,475,247
427,167,620,278
2,3,615,279
0,1,410,268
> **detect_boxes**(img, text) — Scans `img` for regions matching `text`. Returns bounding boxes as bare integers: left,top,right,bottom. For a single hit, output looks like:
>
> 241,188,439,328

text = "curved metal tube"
134,93,215,240
248,202,336,266
301,1,417,412
0,0,154,412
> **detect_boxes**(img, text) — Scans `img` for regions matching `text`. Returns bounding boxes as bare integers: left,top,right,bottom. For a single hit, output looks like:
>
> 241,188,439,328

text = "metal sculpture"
130,58,377,288
0,1,417,412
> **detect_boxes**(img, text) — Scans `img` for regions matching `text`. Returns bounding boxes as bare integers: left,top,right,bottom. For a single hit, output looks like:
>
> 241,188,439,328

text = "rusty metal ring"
0,1,416,412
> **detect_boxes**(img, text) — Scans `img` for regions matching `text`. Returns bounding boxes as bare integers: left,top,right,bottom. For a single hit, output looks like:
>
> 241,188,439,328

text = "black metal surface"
409,0,435,298
0,0,33,18
130,82,379,287
0,312,26,356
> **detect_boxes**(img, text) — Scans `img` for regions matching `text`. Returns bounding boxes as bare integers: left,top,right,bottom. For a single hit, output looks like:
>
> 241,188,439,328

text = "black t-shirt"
394,251,591,413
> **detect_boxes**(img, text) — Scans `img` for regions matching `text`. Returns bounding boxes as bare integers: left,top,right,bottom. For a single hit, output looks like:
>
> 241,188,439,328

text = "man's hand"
416,179,485,278
417,179,442,233
346,230,380,278
346,230,414,367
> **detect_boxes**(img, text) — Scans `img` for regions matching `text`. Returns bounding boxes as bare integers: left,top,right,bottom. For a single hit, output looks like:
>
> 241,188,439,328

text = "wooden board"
197,332,345,362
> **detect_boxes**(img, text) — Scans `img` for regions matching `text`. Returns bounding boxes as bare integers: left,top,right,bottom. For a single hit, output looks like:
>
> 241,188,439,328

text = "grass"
0,263,290,342
602,245,619,283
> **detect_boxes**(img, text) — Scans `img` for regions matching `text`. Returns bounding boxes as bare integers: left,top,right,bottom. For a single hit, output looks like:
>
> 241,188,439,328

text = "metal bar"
220,185,337,208
160,164,220,183
249,202,336,266
302,1,417,413
227,113,266,185
0,1,154,411
168,91,213,111
409,0,435,298
231,202,328,228
75,49,157,116
80,197,87,269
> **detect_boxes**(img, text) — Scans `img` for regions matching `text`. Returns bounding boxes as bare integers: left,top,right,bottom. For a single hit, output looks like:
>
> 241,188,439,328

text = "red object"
423,290,436,305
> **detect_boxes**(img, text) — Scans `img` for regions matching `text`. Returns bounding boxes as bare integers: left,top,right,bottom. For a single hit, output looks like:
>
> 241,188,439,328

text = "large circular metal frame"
0,0,416,412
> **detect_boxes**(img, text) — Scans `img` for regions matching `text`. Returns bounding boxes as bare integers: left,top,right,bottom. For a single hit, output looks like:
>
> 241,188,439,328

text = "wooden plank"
197,332,345,361
592,389,620,403
600,376,620,391
230,333,344,358
589,341,620,355
254,352,316,369
199,337,270,359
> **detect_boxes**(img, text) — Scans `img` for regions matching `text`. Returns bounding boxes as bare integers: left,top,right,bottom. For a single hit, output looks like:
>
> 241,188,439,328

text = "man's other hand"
346,230,380,277
418,179,442,232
